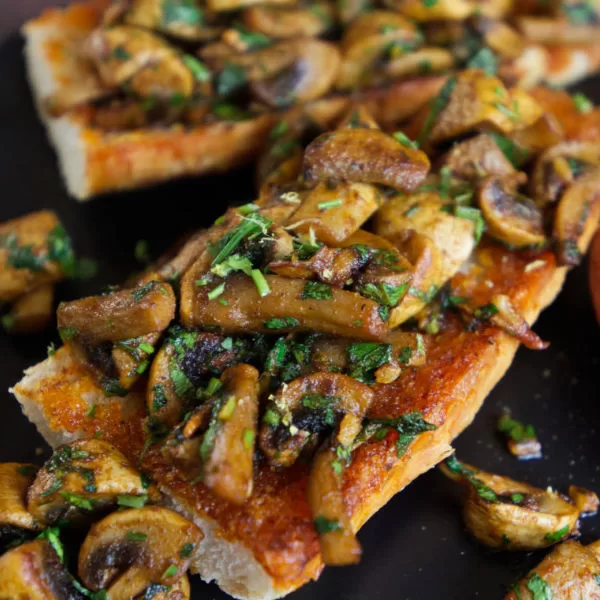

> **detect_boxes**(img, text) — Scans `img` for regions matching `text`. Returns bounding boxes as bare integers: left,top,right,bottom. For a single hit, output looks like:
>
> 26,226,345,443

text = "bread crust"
11,242,574,599
23,0,445,200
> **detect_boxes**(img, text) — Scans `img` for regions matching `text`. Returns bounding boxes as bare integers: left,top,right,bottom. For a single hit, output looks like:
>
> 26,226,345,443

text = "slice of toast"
22,0,445,201
11,243,570,599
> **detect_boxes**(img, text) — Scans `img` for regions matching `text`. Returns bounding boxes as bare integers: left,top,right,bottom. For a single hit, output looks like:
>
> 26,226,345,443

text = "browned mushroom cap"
441,457,579,551
124,0,223,42
250,39,341,107
260,371,373,467
180,272,388,340
569,485,599,516
380,48,455,84
303,129,430,191
505,541,600,599
554,168,600,265
478,177,546,248
27,439,151,527
200,364,259,504
85,25,196,101
442,134,519,180
78,506,203,596
0,211,66,303
422,70,544,146
57,279,175,346
383,0,474,21
531,141,600,206
0,463,38,531
285,181,380,245
151,574,191,599
242,3,333,38
208,0,295,12
517,15,600,44
475,0,513,18
508,113,564,159
0,539,79,599
336,11,423,90
3,284,54,333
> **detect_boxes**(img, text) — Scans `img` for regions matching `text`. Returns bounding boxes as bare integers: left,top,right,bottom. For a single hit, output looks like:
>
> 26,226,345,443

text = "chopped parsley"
182,54,211,82
445,455,498,503
210,213,271,266
117,494,148,508
367,412,436,456
544,526,569,543
242,428,255,449
181,542,195,558
454,206,486,242
233,24,272,50
60,491,94,511
162,0,203,26
393,131,419,149
317,199,343,211
314,516,342,535
17,465,38,477
126,531,148,542
526,573,553,600
473,302,499,321
211,102,251,121
418,76,456,144
269,120,288,139
58,326,78,341
497,414,537,443
347,342,392,383
217,63,247,97
100,377,128,398
562,1,597,24
162,564,178,579
131,281,157,303
301,281,333,300
38,527,64,563
264,317,300,330
141,472,153,489
467,47,498,75
573,92,593,114
151,384,168,413
488,132,530,167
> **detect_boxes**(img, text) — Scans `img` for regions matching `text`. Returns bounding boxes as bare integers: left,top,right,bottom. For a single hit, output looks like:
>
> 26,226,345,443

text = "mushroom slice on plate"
303,128,430,192
383,0,474,21
27,439,151,527
440,455,580,551
207,0,295,12
147,574,192,599
569,486,600,516
505,540,600,600
124,0,223,42
2,284,54,334
553,167,600,265
242,4,333,38
478,177,546,248
78,506,203,597
0,463,38,552
0,539,79,599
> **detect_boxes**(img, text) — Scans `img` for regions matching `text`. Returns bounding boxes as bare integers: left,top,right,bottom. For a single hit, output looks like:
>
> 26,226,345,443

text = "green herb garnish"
301,281,333,300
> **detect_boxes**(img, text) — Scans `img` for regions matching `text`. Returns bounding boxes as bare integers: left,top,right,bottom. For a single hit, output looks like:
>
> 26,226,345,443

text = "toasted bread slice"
11,241,574,599
23,0,445,201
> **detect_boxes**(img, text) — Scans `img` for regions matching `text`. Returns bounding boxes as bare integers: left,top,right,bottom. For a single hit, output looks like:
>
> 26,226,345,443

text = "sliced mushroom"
85,25,196,101
423,70,544,146
508,113,564,161
151,575,191,599
2,284,54,333
207,0,295,12
164,364,259,504
260,371,374,467
554,168,600,265
569,486,599,516
0,211,66,303
337,0,371,25
303,128,430,192
124,0,223,42
285,181,380,245
78,506,203,597
441,456,580,551
336,11,423,90
497,413,542,460
442,134,519,181
0,539,80,599
180,272,388,340
505,540,600,600
383,0,474,21
57,280,175,346
27,439,151,527
242,4,333,38
531,141,600,206
478,177,546,247
380,48,455,83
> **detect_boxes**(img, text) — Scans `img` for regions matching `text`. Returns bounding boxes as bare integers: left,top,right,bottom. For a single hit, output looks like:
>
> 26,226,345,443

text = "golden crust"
12,242,574,595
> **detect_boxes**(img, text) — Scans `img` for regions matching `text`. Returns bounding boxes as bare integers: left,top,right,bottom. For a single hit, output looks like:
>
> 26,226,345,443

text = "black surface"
2,7,600,599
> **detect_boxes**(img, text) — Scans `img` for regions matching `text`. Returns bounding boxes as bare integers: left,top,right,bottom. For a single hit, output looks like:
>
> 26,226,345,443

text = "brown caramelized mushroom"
336,11,424,90
0,211,66,303
242,4,333,38
478,177,546,247
207,0,295,12
505,540,600,599
124,0,222,42
383,0,474,21
27,439,151,527
57,280,175,346
180,273,388,340
78,506,203,597
260,371,374,467
553,168,600,265
285,181,380,245
152,575,192,599
85,26,196,101
0,539,79,599
569,486,599,516
303,128,430,191
423,70,543,146
441,456,580,551
2,284,54,333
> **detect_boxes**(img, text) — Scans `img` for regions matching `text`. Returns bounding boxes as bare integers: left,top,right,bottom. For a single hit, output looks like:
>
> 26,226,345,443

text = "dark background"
1,4,600,599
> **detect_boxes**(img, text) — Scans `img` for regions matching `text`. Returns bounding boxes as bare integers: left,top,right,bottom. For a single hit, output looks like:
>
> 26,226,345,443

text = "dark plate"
2,5,600,599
